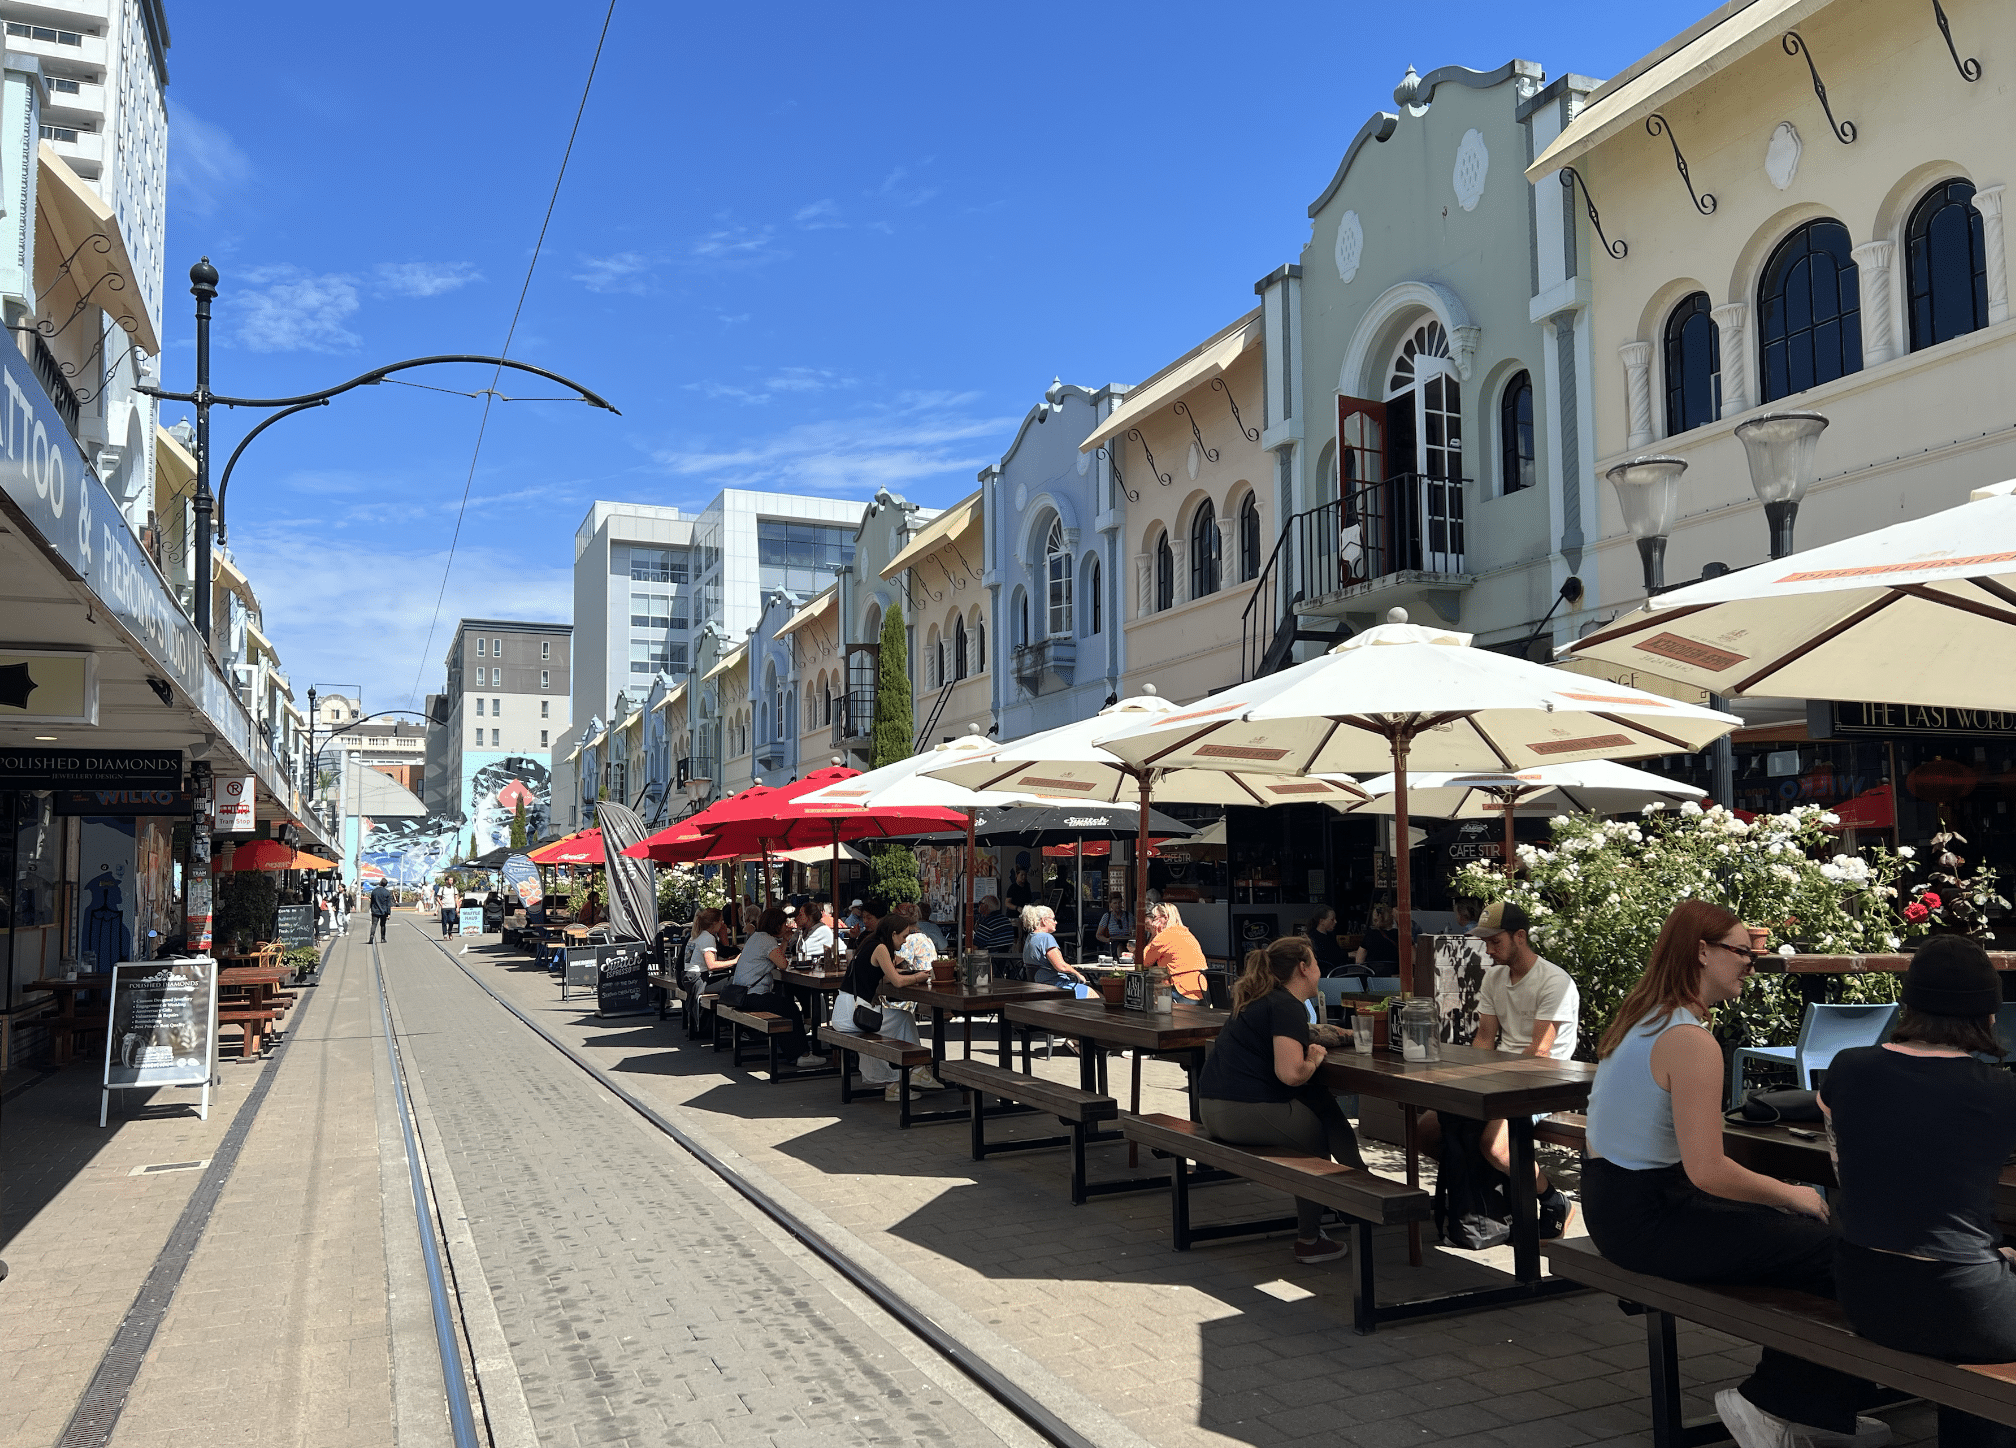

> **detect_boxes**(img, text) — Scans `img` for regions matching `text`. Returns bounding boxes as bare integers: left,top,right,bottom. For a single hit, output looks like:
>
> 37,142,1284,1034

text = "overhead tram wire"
405,0,620,710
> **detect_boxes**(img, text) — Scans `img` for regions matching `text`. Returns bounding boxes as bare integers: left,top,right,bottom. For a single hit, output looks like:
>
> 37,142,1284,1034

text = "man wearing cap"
1470,900,1579,1237
842,899,866,941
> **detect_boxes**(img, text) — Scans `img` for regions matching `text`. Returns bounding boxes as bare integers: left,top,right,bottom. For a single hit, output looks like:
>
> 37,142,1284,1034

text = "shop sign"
53,787,194,815
0,649,97,724
1829,701,2016,738
216,775,256,832
0,747,181,790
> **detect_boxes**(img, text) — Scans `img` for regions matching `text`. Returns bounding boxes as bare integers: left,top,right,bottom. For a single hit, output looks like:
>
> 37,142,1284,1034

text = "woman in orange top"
1142,902,1208,1001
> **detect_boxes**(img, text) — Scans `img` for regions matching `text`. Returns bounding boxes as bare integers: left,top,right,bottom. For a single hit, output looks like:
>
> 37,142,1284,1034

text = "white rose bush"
1452,803,1971,1053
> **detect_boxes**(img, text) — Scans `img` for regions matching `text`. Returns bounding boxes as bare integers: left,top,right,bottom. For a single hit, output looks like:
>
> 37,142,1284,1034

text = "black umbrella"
469,844,514,871
901,801,1196,848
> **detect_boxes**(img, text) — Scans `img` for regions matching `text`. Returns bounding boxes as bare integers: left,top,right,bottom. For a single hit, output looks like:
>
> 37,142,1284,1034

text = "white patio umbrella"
919,689,1372,939
1563,479,2016,708
1347,760,1709,875
1097,610,1740,988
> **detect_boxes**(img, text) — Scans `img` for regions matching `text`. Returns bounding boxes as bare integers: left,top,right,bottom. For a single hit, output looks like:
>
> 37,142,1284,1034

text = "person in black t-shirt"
1199,935,1367,1265
1824,936,2016,1448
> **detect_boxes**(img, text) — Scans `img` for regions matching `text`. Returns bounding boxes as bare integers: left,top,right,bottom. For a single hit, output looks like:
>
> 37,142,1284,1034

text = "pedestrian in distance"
369,881,394,942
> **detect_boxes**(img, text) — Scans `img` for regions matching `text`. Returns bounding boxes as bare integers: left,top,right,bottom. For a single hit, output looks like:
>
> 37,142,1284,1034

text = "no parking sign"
216,775,256,833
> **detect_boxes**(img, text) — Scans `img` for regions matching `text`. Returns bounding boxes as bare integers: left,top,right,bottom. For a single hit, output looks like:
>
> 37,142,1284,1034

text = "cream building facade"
882,490,991,744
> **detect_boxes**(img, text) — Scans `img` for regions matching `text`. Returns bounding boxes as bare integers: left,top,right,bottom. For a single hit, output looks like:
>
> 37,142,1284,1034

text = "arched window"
1012,588,1029,647
925,627,940,688
1044,519,1072,636
1238,493,1262,580
1189,499,1221,599
1082,555,1102,635
1662,294,1721,435
973,616,986,670
1154,531,1174,611
1498,371,1535,492
1758,219,1862,402
953,616,967,679
1907,179,1989,352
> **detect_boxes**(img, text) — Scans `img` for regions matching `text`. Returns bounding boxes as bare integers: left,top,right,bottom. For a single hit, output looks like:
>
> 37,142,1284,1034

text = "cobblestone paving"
410,922,1939,1448
377,923,1039,1448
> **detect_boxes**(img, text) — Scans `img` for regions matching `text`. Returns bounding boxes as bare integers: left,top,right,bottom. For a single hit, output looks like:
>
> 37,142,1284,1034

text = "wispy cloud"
871,165,938,209
686,366,854,406
654,394,1009,494
232,266,360,352
573,251,655,294
691,224,786,267
374,261,482,297
168,103,252,219
793,199,845,230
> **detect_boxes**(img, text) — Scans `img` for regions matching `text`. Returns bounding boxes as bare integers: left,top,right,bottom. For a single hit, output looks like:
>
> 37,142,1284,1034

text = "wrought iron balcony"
1012,636,1075,695
27,332,79,434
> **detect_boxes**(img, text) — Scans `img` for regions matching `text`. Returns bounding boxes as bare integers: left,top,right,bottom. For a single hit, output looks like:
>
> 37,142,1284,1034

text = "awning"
212,550,257,610
1528,0,1829,179
1080,309,1262,452
244,620,276,663
35,143,160,354
882,492,980,580
652,679,688,712
702,643,746,682
775,584,837,639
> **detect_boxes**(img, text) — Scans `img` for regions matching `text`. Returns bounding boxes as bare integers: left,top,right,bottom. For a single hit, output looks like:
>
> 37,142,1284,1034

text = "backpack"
1432,1113,1513,1251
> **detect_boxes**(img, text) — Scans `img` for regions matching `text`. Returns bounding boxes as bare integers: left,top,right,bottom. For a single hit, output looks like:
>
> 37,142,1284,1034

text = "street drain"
130,1160,211,1176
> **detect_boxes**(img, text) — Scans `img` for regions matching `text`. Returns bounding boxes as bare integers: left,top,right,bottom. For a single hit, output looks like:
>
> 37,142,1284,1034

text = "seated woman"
1583,900,1884,1448
1825,936,2016,1448
829,912,945,1099
1021,905,1088,989
726,906,821,1070
685,907,725,981
1096,895,1135,952
1198,936,1367,1265
1352,902,1400,972
1140,902,1207,1002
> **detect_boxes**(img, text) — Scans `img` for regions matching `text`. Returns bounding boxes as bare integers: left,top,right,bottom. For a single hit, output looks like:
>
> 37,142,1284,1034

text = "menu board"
562,946,601,1000
458,907,484,936
103,958,218,1123
596,943,651,1018
275,904,314,948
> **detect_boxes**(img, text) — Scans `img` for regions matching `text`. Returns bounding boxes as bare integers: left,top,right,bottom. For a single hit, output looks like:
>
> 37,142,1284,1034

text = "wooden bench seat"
1534,1111,1587,1152
713,1003,818,1081
816,1024,957,1129
1123,1111,1435,1334
936,1059,1119,1205
46,1012,109,1066
1543,1235,2016,1446
217,1007,278,1058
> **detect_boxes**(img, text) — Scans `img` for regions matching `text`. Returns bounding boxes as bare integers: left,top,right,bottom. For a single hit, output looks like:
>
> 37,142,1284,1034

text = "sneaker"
794,1053,827,1069
883,1082,907,1103
1293,1233,1347,1265
1806,1420,1893,1448
1540,1188,1577,1240
910,1071,947,1092
1715,1389,1795,1448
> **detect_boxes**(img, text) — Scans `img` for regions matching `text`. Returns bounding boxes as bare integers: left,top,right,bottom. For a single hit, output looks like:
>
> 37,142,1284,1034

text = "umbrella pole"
965,809,977,959
1135,771,1153,952
762,844,774,907
831,824,843,967
1076,837,1085,966
1391,729,1423,1269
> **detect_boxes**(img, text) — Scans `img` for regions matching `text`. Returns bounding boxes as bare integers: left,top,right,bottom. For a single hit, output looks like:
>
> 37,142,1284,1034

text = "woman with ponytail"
1198,935,1367,1265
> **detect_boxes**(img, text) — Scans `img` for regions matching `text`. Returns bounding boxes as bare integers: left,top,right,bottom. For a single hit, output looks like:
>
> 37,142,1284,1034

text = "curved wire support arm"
1129,427,1175,487
1210,375,1260,442
33,231,114,306
142,353,621,413
37,266,135,341
1932,0,1981,81
1646,114,1715,215
214,399,332,542
1172,399,1220,464
1096,444,1138,503
1558,168,1628,260
1782,32,1856,143
72,338,150,406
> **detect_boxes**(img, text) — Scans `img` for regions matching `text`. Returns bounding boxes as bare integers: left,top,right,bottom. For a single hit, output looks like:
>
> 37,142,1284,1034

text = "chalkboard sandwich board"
276,903,314,949
596,942,652,1018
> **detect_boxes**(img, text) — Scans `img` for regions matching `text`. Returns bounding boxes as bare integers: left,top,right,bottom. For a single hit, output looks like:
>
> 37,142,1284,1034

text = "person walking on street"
369,881,394,942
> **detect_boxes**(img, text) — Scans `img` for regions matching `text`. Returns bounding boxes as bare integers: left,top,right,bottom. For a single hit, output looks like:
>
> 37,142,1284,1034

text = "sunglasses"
1710,940,1762,964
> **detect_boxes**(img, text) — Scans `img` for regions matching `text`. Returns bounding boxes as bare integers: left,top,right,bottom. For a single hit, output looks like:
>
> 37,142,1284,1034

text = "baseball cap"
1469,901,1530,939
850,898,863,908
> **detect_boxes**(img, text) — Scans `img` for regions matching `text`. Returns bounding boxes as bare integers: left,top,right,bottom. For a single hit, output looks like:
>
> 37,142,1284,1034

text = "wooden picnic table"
27,975,112,1066
1002,997,1229,1120
781,965,846,1028
1317,1042,1597,1297
1716,1117,2016,1230
883,979,1070,1065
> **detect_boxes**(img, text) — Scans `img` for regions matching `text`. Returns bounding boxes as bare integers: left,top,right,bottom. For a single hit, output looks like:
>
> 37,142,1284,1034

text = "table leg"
962,1016,973,1060
1081,1041,1098,1095
1506,1114,1541,1284
998,1012,1013,1066
930,1006,949,1068
1129,1052,1143,1167
1404,1105,1422,1268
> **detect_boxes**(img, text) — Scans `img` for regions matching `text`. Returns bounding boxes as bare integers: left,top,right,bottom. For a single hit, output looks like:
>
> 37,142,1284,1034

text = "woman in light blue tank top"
1581,901,1883,1448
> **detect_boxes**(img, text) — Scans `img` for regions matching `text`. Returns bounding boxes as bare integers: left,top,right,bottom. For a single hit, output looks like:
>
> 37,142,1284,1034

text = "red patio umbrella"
527,829,605,866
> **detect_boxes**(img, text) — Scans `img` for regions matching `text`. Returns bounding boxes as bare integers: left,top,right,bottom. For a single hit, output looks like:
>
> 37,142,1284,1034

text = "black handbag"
1727,1087,1822,1123
717,981,750,1008
852,1003,884,1033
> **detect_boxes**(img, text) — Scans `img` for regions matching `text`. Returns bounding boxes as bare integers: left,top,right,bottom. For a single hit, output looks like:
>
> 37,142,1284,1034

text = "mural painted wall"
356,753,552,884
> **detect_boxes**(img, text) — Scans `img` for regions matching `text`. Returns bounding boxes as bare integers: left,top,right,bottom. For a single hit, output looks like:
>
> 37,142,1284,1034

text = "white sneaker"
1713,1390,1890,1448
883,1082,906,1103
910,1071,947,1092
794,1053,826,1069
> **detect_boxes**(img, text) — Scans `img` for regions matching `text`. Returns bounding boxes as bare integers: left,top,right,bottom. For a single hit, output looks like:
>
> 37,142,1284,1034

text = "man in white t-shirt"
1470,900,1579,1236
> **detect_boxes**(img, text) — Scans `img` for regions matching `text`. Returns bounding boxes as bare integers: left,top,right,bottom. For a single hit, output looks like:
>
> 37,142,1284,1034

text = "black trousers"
370,913,390,942
1581,1157,1863,1434
1837,1240,2016,1448
737,989,808,1061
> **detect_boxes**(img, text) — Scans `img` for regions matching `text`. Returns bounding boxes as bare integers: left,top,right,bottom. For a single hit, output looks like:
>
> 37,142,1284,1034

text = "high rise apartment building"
437,620,572,850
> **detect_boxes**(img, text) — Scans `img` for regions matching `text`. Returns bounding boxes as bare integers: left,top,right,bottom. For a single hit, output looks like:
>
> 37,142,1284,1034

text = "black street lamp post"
145,258,620,644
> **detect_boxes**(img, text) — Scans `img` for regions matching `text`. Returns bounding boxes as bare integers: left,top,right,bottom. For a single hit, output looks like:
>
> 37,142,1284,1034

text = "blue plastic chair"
1316,978,1361,1021
1363,976,1404,996
1728,1002,1899,1107
1990,1001,2016,1059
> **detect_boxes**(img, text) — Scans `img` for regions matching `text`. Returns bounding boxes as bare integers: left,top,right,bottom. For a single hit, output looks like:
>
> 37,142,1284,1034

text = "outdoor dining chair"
1728,1001,1899,1108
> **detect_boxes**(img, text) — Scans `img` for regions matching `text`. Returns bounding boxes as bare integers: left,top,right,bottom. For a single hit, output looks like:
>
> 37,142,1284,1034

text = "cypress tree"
868,601,921,902
510,798,528,850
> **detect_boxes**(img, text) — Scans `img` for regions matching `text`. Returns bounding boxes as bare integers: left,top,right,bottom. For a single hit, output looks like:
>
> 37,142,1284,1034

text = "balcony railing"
1241,472,1469,679
27,333,78,434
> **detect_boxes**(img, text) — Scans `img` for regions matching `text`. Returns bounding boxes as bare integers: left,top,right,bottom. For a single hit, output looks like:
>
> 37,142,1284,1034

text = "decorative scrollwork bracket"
1211,375,1260,442
1558,167,1627,260
1932,0,1981,82
1172,399,1219,464
1646,113,1715,215
1782,32,1856,143
1096,444,1137,503
1128,427,1174,487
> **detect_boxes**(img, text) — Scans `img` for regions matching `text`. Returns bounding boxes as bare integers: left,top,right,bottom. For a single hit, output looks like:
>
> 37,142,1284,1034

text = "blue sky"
164,0,1706,716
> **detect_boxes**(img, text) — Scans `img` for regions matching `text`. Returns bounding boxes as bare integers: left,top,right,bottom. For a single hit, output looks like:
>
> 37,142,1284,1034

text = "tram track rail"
404,920,1099,1448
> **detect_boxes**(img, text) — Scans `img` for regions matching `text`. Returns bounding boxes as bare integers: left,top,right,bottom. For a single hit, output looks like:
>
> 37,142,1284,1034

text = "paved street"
1,917,1945,1447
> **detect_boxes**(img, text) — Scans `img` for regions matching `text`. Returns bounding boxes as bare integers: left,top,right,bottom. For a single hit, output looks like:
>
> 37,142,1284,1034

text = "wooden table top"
1716,1118,2016,1225
1316,1042,1598,1120
1002,997,1229,1051
1762,952,2016,974
29,975,111,992
782,967,846,991
221,966,287,983
884,980,1070,1012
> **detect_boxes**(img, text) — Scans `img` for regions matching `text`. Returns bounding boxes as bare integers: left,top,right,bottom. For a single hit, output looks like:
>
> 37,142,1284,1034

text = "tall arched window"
1907,178,1989,352
953,616,967,679
1189,500,1221,599
1044,519,1072,636
1662,293,1721,435
1238,493,1262,580
1154,531,1174,611
1086,556,1102,634
925,626,941,688
973,616,986,670
1012,588,1029,647
1498,371,1535,492
1758,219,1862,402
